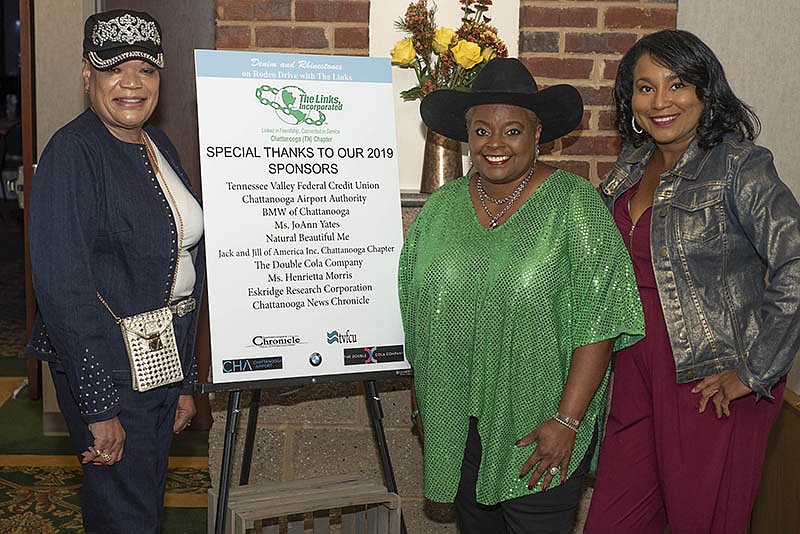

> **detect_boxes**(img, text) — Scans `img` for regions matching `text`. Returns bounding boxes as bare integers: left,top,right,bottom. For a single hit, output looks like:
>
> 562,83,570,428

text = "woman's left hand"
692,370,752,418
173,394,196,434
516,419,576,491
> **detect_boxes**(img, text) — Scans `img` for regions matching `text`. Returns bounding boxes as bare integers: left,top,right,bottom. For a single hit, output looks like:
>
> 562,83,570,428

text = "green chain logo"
256,84,342,126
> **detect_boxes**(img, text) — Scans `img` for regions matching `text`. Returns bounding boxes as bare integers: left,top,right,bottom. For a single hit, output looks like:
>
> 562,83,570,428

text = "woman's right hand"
516,419,577,490
84,416,126,466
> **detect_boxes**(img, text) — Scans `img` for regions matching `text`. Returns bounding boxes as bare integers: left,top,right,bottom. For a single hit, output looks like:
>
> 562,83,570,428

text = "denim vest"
600,134,800,399
26,110,206,423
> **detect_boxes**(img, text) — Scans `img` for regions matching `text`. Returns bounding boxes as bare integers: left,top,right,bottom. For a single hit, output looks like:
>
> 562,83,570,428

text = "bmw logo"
309,352,322,367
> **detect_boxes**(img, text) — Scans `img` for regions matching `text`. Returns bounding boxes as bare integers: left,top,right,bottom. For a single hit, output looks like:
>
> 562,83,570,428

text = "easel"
197,369,411,534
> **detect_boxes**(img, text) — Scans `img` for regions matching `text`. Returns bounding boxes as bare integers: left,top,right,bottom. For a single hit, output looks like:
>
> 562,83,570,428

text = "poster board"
195,50,409,384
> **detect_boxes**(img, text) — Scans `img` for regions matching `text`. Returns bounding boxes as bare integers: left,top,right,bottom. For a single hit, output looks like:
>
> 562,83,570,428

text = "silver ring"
549,466,559,476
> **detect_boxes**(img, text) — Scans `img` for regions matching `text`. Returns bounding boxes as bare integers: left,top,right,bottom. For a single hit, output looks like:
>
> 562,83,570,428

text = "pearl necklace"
476,161,536,229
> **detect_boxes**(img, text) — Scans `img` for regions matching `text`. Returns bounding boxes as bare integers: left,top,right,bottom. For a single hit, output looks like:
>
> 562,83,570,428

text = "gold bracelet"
552,412,580,433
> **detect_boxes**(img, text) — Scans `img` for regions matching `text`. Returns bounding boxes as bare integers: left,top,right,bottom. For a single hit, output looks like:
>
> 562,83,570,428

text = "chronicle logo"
326,329,358,345
344,345,405,366
255,84,342,126
222,357,283,373
309,352,323,367
251,335,302,348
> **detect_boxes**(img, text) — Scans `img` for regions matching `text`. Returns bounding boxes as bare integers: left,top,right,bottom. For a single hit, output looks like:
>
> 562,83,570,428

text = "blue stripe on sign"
194,49,391,83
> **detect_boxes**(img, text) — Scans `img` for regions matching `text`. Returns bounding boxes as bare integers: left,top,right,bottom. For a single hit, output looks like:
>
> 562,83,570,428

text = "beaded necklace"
476,161,536,229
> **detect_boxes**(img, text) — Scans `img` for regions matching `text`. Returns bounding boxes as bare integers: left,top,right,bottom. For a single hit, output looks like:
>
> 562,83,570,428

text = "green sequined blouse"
398,170,644,505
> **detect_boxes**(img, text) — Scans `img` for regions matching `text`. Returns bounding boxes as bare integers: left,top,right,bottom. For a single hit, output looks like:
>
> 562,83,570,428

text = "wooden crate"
208,473,401,534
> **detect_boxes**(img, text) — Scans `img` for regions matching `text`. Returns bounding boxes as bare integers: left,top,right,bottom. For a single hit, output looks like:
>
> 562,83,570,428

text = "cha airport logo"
255,84,342,126
326,329,358,345
222,357,283,373
344,345,405,366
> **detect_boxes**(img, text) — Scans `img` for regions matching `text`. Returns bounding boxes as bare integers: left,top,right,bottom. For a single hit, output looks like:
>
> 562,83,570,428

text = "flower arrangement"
390,0,508,101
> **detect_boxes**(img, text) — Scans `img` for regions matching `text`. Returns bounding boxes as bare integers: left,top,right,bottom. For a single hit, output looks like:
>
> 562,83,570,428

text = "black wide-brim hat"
420,58,583,144
83,10,164,70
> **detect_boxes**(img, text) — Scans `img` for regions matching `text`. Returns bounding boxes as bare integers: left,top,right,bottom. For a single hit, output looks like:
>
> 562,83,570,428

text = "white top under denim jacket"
146,135,203,299
600,133,800,400
27,109,206,424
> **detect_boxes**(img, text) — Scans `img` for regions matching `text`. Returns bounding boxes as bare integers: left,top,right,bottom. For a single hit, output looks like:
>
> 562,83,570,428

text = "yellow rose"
481,47,497,62
390,38,416,66
451,40,482,69
432,27,456,55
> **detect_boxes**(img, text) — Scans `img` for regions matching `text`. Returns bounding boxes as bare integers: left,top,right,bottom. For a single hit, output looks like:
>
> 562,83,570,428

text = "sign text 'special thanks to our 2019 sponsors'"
195,50,408,383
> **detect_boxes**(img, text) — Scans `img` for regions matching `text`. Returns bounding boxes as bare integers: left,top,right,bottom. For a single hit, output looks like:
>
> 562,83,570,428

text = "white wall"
678,0,800,393
33,0,98,158
370,1,519,191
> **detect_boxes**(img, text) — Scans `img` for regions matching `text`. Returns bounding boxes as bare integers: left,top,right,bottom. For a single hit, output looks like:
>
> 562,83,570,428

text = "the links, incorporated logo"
222,357,283,373
326,329,358,345
251,335,302,348
344,345,405,366
255,84,342,126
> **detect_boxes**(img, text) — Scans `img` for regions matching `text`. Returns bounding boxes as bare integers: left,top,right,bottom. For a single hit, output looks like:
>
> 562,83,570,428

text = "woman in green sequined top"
400,58,644,533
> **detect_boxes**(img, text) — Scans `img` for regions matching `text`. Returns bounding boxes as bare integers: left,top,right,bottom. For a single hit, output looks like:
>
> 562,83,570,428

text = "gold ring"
98,451,112,463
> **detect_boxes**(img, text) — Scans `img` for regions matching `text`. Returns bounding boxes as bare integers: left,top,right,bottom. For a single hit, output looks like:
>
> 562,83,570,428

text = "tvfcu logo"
326,329,357,344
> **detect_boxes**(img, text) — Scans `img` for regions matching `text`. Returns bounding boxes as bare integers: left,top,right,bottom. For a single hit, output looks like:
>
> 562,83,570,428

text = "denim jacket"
26,109,206,423
600,134,800,399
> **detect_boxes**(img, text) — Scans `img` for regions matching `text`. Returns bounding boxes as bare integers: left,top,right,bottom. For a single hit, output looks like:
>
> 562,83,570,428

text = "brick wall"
216,1,678,183
216,0,370,55
520,0,677,183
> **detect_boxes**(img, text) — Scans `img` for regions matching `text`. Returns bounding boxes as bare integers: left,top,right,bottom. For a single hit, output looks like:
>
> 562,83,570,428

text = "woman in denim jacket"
584,30,800,533
26,10,204,534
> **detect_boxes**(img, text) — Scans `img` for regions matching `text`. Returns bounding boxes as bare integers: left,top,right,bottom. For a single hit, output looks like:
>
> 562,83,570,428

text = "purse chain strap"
95,131,186,322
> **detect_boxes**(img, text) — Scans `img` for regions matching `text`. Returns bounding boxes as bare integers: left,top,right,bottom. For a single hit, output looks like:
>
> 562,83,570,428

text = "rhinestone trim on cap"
91,13,161,47
88,50,164,70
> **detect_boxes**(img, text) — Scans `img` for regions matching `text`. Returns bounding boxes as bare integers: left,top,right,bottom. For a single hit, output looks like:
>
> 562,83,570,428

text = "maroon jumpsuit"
584,187,785,534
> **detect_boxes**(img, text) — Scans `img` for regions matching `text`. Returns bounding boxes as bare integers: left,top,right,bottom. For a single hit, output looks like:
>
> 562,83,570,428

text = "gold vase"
420,128,463,194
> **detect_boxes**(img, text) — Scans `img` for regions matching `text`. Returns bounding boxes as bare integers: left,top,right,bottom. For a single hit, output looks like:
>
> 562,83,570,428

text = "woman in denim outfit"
26,10,204,533
583,30,800,534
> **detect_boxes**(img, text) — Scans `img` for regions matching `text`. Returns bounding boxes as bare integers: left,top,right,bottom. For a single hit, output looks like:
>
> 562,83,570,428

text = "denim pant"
51,363,181,534
455,417,595,534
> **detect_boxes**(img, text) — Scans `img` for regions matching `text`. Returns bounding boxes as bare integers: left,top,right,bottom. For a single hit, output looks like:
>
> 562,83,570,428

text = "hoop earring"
631,116,643,135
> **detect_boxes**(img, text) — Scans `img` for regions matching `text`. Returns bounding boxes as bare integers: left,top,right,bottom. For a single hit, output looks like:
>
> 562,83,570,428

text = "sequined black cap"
83,10,164,70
